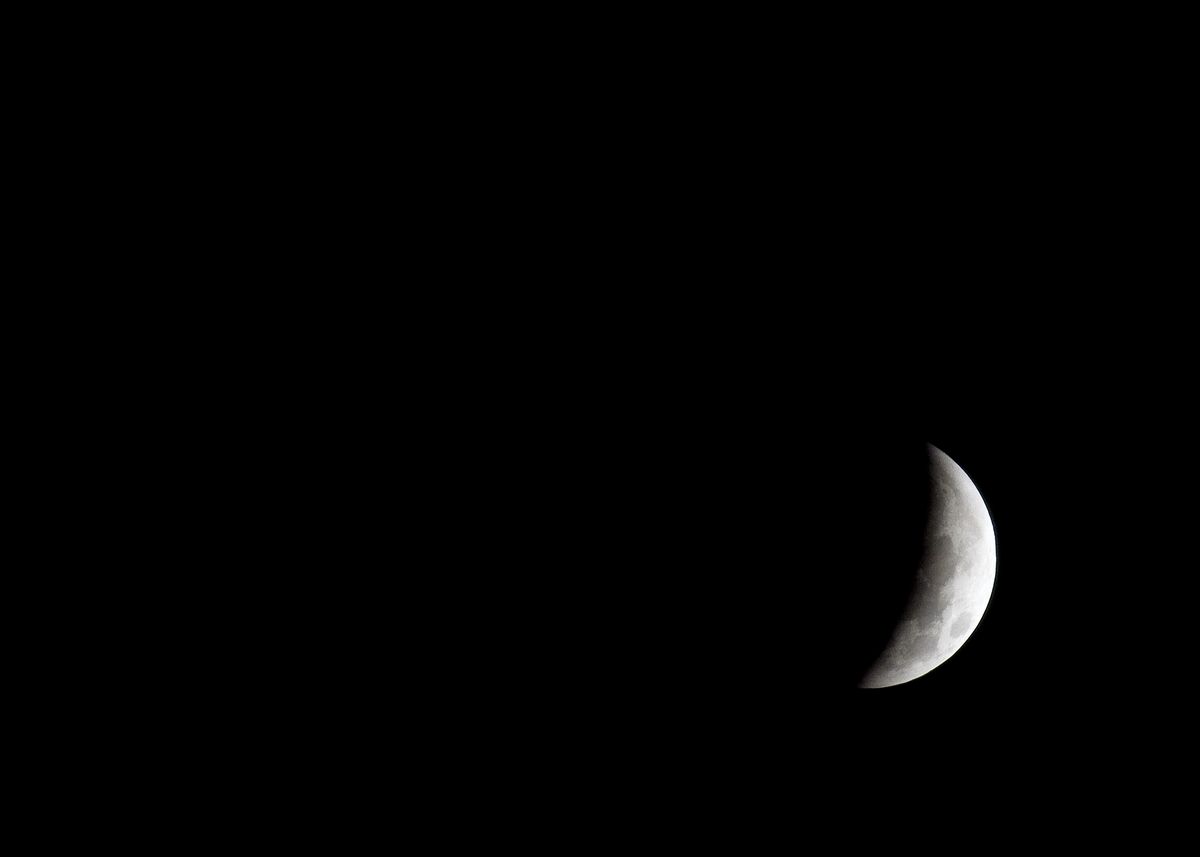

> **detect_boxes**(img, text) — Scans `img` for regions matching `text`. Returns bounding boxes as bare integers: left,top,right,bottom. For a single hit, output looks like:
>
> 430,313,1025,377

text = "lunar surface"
859,445,996,688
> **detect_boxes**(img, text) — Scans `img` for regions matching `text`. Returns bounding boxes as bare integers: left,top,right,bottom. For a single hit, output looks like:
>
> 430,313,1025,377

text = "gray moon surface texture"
859,445,997,688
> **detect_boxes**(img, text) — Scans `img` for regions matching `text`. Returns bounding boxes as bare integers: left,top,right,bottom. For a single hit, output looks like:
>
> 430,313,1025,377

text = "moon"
859,444,997,688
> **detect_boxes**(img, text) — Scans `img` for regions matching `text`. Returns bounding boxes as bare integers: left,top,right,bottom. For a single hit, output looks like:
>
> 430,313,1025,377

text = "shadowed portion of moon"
818,441,935,686
539,432,940,704
662,437,938,698
506,427,990,728
858,444,996,688
677,437,944,696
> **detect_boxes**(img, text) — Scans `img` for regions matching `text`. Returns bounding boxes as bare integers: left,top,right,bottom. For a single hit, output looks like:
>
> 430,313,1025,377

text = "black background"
464,282,1193,826
16,4,1195,843
426,22,1195,830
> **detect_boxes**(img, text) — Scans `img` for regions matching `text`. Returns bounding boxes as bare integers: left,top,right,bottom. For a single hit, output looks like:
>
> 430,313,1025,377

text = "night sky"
422,11,1192,841
502,312,1193,824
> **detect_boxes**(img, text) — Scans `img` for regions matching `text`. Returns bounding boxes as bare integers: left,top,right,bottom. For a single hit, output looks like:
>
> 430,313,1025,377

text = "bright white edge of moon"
859,444,997,689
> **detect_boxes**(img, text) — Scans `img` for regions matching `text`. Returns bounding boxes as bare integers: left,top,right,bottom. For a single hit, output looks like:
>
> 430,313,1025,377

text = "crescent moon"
859,444,997,688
